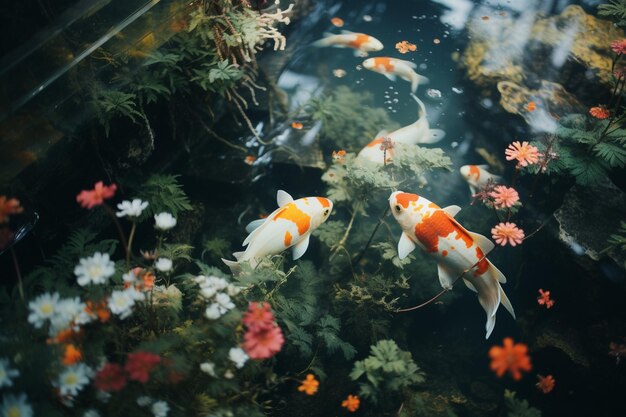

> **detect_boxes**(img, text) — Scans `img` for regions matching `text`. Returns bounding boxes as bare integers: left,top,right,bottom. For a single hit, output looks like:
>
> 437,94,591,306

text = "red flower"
242,302,275,331
76,181,117,209
125,351,161,383
611,39,626,54
242,325,285,359
589,106,610,120
94,363,127,392
0,196,23,224
489,338,532,380
536,374,555,394
537,289,555,309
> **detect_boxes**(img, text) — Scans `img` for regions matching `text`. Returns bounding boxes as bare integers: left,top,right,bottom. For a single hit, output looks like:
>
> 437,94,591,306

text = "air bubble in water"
426,89,442,99
452,87,463,94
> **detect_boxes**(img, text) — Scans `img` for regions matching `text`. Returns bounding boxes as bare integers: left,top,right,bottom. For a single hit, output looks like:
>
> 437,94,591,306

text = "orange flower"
0,196,23,224
526,101,536,111
48,328,80,345
298,374,319,395
341,394,360,412
537,289,554,309
395,41,417,54
489,338,532,380
76,181,117,209
331,17,344,27
491,222,525,247
244,155,256,166
589,106,610,120
141,271,156,290
536,374,555,394
505,141,540,167
62,344,82,365
86,300,111,323
291,122,303,130
332,150,347,163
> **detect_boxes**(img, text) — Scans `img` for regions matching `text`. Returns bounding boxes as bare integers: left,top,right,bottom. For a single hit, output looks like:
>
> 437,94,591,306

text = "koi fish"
388,191,515,339
357,95,445,164
222,190,333,274
362,57,429,93
312,31,383,57
459,165,502,195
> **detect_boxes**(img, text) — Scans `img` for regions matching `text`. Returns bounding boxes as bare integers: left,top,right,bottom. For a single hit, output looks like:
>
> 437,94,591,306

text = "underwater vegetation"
1,0,626,417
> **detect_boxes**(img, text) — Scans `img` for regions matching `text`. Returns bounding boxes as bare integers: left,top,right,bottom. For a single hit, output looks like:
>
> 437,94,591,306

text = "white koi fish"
362,57,429,93
357,95,445,164
459,165,502,195
312,31,383,56
222,190,333,274
389,191,515,339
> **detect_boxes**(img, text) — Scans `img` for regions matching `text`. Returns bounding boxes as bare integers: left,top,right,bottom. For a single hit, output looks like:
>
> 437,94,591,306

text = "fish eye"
395,205,402,213
323,209,329,216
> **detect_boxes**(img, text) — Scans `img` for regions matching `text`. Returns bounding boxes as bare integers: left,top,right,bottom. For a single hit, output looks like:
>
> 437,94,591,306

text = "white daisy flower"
50,297,92,333
122,269,139,284
199,362,216,377
228,347,248,369
151,400,169,417
124,286,146,302
108,290,135,319
154,212,177,231
0,393,33,417
74,252,115,286
137,396,153,407
56,363,92,397
155,258,173,272
116,199,149,218
204,303,222,320
226,284,241,297
27,292,60,328
83,409,101,417
214,293,234,311
0,358,19,388
224,370,234,379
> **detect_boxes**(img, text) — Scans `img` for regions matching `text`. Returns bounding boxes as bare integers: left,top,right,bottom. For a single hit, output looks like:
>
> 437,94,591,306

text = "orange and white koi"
358,95,445,164
389,191,515,339
312,31,383,57
459,164,502,195
222,190,333,274
362,57,429,93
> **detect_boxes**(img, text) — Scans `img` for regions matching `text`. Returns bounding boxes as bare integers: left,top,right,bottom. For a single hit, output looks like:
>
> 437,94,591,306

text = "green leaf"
594,141,626,167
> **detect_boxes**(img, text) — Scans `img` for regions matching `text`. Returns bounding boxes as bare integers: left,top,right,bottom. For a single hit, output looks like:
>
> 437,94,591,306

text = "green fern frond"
593,141,626,167
139,174,193,219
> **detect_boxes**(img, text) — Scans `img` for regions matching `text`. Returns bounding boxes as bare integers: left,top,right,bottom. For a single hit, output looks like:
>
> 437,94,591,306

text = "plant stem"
104,204,128,254
127,221,137,265
352,205,390,267
331,209,357,260
10,247,24,302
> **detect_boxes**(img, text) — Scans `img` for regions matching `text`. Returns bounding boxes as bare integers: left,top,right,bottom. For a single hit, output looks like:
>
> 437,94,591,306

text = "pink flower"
505,141,540,167
489,186,519,209
611,39,626,54
491,222,525,246
537,289,555,309
242,302,275,331
243,325,285,359
125,351,161,383
76,181,117,209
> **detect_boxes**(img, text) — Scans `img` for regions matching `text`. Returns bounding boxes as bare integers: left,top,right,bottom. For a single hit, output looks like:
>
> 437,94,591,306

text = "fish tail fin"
411,93,426,118
411,73,429,92
499,282,516,319
475,261,515,338
311,35,334,47
221,258,242,276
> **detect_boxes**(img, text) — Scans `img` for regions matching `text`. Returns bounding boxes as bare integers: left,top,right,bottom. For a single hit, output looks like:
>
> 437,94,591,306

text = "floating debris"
291,122,304,129
481,16,490,21
244,155,256,165
333,68,347,78
452,87,463,94
433,38,441,44
330,17,344,27
526,101,537,112
363,15,372,22
396,40,417,54
426,88,442,99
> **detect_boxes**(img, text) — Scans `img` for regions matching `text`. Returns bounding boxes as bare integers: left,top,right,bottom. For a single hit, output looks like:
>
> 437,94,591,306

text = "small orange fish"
244,155,256,165
526,101,536,112
395,41,417,54
291,122,303,130
331,17,344,27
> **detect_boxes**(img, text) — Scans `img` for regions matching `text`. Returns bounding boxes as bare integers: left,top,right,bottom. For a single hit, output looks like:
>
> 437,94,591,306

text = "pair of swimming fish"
313,31,428,93
222,189,515,339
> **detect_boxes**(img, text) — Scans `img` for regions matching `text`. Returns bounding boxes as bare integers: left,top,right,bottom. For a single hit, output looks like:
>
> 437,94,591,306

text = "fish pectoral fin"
232,251,245,261
437,263,456,290
277,190,294,207
292,234,310,260
469,185,477,195
384,73,397,82
463,278,478,292
477,164,490,170
442,205,461,218
340,29,356,35
397,232,417,259
355,50,369,57
245,219,266,233
468,231,495,253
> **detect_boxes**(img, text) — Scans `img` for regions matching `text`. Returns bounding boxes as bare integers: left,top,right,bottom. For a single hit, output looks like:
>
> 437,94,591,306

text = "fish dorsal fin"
442,205,461,218
469,231,495,253
232,251,245,261
384,73,397,81
437,263,456,290
397,232,416,260
396,58,417,68
477,164,490,170
277,190,294,207
340,29,357,35
375,129,389,138
292,234,310,260
245,219,266,234
323,31,335,38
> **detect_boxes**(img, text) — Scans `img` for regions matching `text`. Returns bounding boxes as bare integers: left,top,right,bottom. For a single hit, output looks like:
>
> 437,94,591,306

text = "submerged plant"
503,390,542,417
